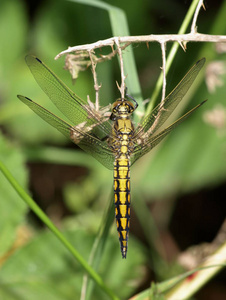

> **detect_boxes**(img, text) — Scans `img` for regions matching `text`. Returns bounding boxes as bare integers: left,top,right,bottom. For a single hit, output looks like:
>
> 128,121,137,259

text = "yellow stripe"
119,179,127,191
121,231,127,240
119,204,127,217
120,218,127,230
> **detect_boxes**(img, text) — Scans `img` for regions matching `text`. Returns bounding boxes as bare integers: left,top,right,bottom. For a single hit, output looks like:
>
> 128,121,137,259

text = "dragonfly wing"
25,55,112,138
130,101,206,166
17,95,115,170
134,58,205,138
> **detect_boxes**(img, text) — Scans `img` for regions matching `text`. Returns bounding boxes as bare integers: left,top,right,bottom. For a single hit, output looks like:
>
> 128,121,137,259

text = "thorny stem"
191,0,205,33
160,42,166,102
55,33,226,60
114,37,126,99
89,50,100,111
95,42,131,64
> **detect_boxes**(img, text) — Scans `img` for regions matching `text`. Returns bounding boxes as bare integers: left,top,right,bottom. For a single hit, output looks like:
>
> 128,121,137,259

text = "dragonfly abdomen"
114,156,131,258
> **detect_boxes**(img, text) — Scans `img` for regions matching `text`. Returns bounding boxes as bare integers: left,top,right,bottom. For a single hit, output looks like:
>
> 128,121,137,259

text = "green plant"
0,0,225,299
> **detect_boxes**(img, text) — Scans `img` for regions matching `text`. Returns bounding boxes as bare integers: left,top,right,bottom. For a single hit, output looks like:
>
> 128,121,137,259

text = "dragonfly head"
111,99,135,120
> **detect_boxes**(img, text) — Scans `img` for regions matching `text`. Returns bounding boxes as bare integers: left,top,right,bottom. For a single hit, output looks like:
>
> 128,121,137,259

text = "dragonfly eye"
126,101,135,113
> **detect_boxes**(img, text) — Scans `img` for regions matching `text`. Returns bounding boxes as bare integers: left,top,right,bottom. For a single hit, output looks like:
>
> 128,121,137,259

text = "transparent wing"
131,101,206,166
17,95,115,170
25,55,112,138
134,58,206,138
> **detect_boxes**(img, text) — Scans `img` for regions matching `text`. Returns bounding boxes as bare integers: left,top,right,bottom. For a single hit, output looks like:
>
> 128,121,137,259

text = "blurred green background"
0,0,225,299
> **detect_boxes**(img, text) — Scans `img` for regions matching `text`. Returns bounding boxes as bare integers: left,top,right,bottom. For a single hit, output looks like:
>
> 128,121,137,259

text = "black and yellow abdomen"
114,156,131,258
109,100,136,258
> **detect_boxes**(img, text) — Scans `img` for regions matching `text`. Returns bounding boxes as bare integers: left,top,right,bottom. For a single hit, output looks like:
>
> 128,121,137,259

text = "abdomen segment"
114,157,131,258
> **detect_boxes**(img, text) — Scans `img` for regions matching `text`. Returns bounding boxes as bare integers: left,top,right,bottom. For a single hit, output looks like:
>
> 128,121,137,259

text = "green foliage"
0,134,28,256
0,0,226,299
0,228,144,299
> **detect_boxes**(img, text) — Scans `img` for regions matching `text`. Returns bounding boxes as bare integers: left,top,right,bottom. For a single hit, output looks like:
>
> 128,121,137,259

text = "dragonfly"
17,55,206,258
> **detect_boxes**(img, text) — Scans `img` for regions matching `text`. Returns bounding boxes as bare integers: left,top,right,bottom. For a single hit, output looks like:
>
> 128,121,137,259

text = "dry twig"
55,33,226,60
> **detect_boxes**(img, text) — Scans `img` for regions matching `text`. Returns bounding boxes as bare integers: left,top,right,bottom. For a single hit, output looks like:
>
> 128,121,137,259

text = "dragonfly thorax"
111,99,135,120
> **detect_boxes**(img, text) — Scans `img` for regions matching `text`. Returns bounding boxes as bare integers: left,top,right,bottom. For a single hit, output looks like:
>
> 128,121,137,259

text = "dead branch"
55,33,226,60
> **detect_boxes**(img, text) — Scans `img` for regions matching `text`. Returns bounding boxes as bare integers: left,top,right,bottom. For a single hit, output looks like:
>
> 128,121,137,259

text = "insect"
17,55,206,258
